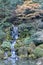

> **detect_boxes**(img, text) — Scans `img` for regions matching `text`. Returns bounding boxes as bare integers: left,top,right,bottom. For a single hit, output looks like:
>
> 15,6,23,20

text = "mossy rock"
27,47,34,54
38,44,43,49
14,39,36,56
6,31,12,41
0,41,2,45
27,43,36,54
7,51,11,57
19,54,27,59
0,49,4,59
1,41,11,51
14,40,24,49
29,54,36,59
18,23,30,38
23,37,33,45
29,43,36,49
31,31,43,45
34,47,43,58
0,30,6,40
18,46,27,56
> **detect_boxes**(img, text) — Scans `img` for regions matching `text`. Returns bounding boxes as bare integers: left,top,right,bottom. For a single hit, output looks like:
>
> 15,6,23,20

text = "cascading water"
11,25,18,59
7,25,19,65
4,25,18,65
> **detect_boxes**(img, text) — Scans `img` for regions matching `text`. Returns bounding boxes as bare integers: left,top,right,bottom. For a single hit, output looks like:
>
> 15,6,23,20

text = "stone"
0,50,4,59
1,41,11,51
31,31,43,45
29,54,36,59
18,46,27,56
23,37,33,45
33,47,43,58
7,51,11,57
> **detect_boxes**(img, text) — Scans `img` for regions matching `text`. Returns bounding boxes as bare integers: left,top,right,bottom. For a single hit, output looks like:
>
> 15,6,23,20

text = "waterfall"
11,25,18,59
4,26,18,65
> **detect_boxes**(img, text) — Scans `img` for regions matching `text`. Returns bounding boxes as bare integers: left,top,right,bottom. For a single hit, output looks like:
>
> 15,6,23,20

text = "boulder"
34,47,43,58
31,31,43,45
14,40,24,49
29,54,36,59
23,37,33,45
7,51,11,57
18,46,27,56
38,22,43,29
1,41,11,51
0,30,6,40
27,43,36,54
0,50,4,59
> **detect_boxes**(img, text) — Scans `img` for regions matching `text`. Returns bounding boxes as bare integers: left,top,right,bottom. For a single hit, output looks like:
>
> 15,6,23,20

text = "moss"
19,54,27,59
38,44,43,48
14,40,24,49
7,51,11,57
34,47,43,58
0,49,4,59
1,41,11,51
23,37,33,45
0,30,6,40
18,23,30,38
6,31,12,41
29,54,36,59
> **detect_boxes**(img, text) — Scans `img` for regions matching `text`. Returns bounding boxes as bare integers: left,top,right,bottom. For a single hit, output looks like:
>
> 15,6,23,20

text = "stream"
0,26,37,65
